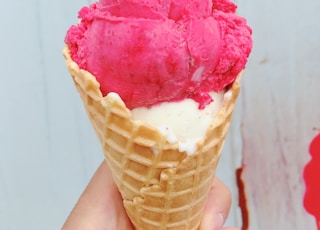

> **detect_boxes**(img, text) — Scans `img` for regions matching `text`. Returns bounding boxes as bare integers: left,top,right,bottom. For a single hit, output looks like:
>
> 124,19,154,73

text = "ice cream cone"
63,46,241,230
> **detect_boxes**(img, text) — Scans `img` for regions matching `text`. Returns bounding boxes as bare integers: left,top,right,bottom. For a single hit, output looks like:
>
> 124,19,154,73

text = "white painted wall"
0,0,319,229
240,0,320,228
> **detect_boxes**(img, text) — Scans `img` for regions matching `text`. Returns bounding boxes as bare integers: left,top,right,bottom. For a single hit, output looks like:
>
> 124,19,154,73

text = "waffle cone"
63,46,241,230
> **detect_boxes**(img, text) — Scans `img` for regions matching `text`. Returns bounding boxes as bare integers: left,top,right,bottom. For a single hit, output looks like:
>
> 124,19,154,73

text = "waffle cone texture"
63,46,241,230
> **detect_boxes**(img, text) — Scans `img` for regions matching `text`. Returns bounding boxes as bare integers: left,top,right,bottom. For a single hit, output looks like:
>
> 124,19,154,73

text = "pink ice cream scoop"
65,0,252,109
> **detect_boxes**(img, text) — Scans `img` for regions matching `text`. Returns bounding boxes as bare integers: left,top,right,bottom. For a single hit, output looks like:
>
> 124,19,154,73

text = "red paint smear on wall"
303,132,320,229
236,166,249,230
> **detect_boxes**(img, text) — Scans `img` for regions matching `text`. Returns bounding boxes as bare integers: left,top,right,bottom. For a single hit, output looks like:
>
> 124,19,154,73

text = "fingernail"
213,213,224,229
201,212,225,230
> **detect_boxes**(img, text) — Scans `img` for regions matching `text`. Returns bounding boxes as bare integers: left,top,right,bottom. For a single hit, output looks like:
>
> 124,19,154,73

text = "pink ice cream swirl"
65,0,252,109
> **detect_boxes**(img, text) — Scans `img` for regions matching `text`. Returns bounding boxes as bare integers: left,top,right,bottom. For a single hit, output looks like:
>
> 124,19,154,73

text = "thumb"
199,178,234,230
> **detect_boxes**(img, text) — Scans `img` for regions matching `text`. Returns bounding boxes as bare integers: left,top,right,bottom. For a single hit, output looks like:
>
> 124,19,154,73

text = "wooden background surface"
0,0,319,229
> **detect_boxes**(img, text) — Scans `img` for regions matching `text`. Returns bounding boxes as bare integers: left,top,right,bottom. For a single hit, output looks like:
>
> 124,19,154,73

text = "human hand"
62,161,238,230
